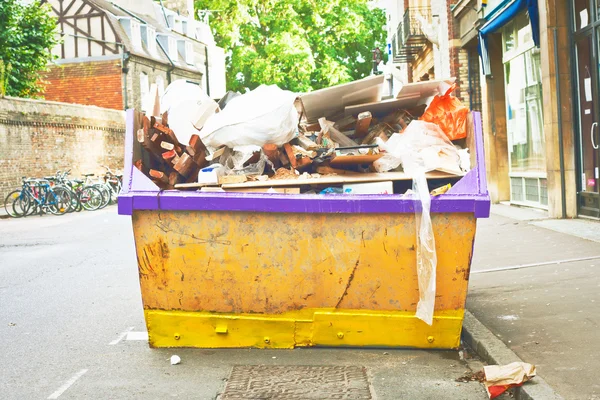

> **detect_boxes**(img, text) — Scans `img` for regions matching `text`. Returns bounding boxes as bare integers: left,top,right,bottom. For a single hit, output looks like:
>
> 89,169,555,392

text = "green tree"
0,0,58,98
195,0,387,92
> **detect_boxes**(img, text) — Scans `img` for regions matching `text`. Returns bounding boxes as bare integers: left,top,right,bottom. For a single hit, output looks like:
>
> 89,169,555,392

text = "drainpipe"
553,27,567,218
204,45,210,97
156,38,176,84
159,0,171,28
121,50,130,110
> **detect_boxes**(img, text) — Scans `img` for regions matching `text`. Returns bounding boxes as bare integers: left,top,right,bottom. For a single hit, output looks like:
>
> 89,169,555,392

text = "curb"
462,310,564,400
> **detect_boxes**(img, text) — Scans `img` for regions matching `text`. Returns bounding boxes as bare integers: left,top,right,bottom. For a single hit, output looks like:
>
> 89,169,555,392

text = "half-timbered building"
41,0,226,110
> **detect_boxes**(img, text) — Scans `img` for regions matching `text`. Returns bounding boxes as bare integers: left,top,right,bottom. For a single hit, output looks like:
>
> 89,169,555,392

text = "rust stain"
335,257,360,308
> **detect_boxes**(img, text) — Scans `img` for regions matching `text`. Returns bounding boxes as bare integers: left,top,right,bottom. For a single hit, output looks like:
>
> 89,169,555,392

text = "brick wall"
0,97,125,201
42,59,123,110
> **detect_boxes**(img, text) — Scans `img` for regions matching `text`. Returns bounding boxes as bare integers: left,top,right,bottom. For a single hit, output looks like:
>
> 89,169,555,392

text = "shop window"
503,12,546,208
574,0,592,30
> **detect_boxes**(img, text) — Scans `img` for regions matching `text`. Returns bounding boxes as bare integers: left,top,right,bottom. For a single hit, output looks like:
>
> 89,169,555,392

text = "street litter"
483,362,536,399
170,355,181,365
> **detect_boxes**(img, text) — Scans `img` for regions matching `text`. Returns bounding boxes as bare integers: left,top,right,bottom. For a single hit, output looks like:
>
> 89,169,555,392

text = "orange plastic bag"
420,84,468,141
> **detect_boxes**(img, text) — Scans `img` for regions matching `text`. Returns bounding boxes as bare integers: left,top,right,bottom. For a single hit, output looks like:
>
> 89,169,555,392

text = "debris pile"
134,76,472,195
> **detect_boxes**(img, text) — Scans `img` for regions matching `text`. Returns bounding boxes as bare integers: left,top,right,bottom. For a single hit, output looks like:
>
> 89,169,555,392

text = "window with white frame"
168,36,178,61
185,41,194,65
130,20,142,49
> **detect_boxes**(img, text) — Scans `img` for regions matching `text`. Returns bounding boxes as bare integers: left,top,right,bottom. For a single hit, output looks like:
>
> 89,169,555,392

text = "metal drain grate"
221,365,372,399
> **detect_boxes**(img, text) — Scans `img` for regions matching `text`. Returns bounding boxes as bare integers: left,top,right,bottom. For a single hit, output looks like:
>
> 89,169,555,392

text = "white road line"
126,331,149,341
109,326,134,345
472,255,600,275
47,369,88,399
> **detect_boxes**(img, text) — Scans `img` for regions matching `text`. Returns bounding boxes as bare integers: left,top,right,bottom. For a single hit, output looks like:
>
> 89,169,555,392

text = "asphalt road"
0,208,491,400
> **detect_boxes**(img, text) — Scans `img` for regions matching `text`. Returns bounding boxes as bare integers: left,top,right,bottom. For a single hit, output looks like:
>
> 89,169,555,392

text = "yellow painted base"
145,308,464,349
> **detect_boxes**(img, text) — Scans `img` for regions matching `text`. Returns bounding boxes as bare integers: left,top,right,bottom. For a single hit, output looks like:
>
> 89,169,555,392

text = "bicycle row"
3,166,123,218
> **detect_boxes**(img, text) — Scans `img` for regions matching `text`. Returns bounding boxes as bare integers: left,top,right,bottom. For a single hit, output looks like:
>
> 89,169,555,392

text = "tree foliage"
195,0,387,92
0,0,58,98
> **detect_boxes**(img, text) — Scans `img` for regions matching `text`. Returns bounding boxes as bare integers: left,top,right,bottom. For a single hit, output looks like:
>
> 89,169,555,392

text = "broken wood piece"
160,141,175,151
316,166,353,175
162,150,178,162
355,111,372,137
149,169,169,184
161,111,169,126
283,143,298,169
328,125,359,147
168,171,184,186
189,134,206,154
300,122,321,132
279,150,290,167
296,135,319,151
134,159,143,172
218,175,248,185
292,145,317,159
173,153,196,177
361,123,395,145
333,115,357,131
262,144,281,168
206,146,225,162
329,153,384,167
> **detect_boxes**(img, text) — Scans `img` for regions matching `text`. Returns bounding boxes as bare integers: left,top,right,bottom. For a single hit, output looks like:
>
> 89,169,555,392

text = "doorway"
572,0,600,218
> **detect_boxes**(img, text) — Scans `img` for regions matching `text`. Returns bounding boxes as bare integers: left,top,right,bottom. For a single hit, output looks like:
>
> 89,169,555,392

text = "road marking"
47,369,88,399
126,331,149,341
472,255,600,275
109,326,134,345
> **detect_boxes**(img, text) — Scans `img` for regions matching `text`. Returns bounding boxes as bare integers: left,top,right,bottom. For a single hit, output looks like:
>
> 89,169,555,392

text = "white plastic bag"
220,145,274,176
373,120,464,175
374,120,464,325
161,80,219,146
200,85,298,149
412,169,437,325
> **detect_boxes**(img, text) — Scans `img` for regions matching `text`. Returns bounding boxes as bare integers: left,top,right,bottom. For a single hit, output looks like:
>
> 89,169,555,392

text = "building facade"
41,0,226,111
385,0,599,219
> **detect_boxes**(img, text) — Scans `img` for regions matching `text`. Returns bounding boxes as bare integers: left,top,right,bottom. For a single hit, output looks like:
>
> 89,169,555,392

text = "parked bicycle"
4,177,74,217
3,167,122,218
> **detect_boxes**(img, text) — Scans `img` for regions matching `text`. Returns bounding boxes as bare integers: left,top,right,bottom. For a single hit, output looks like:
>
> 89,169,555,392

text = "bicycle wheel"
4,190,25,218
80,186,103,211
14,192,33,217
60,186,79,213
95,184,111,209
47,187,73,215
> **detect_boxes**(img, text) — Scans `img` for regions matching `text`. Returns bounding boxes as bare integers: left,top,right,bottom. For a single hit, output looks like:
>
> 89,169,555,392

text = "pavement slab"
469,210,600,400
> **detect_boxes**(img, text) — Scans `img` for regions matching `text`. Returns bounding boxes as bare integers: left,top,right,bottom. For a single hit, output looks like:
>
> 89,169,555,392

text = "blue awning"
478,0,540,75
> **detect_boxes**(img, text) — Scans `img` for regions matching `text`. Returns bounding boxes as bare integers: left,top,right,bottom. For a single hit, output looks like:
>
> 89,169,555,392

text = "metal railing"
392,6,431,63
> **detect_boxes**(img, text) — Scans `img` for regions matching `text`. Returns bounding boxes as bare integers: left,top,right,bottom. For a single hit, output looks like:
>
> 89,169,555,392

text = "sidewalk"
468,204,600,400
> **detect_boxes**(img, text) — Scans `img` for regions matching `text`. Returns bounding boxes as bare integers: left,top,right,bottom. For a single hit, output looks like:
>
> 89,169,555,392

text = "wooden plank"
328,125,358,147
361,123,395,145
222,171,460,189
329,153,383,167
200,187,301,194
333,115,357,131
218,175,247,185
